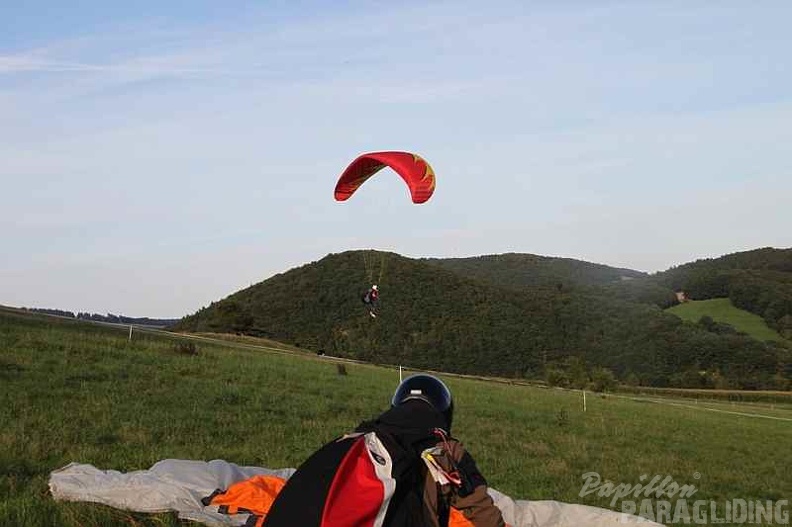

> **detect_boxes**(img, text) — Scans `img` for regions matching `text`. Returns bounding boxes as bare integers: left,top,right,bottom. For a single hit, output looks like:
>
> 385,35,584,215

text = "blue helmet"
391,374,453,430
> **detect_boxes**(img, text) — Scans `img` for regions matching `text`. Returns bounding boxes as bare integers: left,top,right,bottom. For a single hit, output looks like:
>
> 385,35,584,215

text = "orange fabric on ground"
208,474,286,516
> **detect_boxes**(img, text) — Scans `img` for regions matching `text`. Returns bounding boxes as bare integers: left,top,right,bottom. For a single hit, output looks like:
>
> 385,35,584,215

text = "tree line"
20,307,179,327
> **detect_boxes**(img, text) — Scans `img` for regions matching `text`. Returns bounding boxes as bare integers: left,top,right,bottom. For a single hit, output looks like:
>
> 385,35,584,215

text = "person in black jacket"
263,374,506,527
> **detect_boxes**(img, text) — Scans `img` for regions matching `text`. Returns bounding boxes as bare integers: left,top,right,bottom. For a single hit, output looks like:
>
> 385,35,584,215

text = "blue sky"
2,1,791,317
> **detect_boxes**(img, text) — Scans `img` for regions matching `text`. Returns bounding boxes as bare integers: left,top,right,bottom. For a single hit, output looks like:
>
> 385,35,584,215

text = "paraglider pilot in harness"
262,374,508,527
362,284,380,318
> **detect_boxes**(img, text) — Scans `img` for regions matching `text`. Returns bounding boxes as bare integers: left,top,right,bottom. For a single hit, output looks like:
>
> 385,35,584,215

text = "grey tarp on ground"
49,459,660,527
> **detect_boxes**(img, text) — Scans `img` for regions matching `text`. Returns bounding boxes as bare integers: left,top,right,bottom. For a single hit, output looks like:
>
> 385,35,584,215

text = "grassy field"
666,298,786,343
1,308,790,526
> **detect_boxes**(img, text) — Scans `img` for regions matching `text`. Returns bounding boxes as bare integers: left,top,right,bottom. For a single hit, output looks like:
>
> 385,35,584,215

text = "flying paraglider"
335,151,436,319
334,151,436,204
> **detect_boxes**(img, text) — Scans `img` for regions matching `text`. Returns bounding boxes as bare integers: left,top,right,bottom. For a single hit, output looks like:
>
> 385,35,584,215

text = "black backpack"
263,425,444,527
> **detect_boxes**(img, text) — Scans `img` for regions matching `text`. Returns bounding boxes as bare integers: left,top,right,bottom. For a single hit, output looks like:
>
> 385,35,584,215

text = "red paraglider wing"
334,151,436,204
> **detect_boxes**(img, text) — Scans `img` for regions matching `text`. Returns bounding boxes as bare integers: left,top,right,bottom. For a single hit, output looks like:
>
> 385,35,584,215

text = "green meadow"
1,308,790,526
667,298,786,343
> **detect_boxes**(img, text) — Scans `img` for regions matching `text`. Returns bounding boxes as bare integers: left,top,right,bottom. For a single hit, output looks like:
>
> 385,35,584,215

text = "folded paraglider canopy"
49,460,664,527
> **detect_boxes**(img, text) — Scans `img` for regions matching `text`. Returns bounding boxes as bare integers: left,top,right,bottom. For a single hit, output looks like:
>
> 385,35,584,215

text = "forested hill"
652,247,792,339
424,253,679,310
174,250,790,390
423,253,645,289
